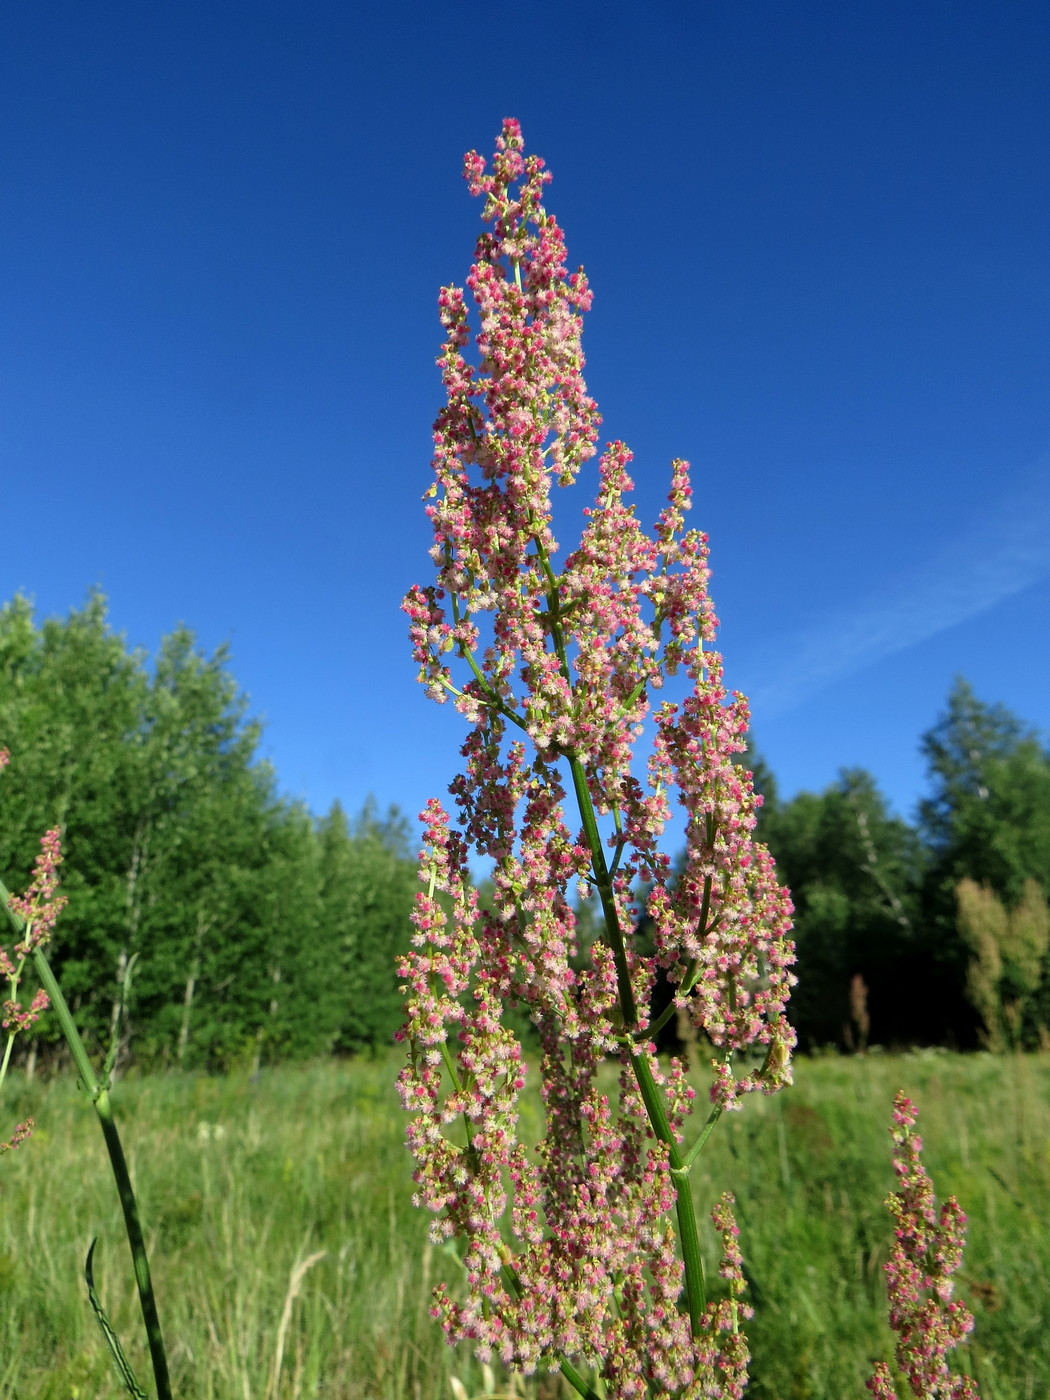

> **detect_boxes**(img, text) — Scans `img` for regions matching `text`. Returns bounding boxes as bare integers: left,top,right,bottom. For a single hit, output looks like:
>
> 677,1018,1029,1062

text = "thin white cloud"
750,459,1050,717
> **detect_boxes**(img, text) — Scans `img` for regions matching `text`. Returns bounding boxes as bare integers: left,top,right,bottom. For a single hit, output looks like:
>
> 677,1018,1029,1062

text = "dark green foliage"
919,678,1050,904
919,679,1050,1048
744,681,1050,1051
323,798,418,1054
0,594,418,1070
758,768,929,1049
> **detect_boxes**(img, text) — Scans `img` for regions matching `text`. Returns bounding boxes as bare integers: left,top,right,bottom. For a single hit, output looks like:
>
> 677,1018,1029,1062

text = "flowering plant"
868,1095,979,1400
0,748,65,1154
399,118,796,1399
0,747,173,1400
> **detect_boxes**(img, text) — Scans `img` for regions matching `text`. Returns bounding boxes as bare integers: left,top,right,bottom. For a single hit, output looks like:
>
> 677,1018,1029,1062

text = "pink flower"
0,1117,34,1155
1,821,63,1055
1,986,49,1032
8,826,67,954
868,1094,980,1399
401,118,795,1398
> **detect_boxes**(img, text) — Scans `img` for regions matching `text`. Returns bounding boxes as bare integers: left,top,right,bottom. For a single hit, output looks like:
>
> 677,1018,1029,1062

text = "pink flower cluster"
2,826,66,1032
400,119,796,1396
868,1094,979,1400
399,802,759,1395
0,1115,34,1156
1,768,67,1156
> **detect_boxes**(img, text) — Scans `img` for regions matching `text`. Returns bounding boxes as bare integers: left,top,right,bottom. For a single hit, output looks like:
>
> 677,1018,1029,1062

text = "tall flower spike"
868,1094,980,1400
401,120,796,1398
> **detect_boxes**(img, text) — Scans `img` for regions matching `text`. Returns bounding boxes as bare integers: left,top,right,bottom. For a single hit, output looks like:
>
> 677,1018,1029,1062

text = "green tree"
239,798,340,1067
760,769,927,1048
0,593,147,1061
322,798,417,1054
919,678,1050,1047
920,678,1050,903
955,877,1050,1050
0,593,343,1069
92,624,270,1065
0,592,145,886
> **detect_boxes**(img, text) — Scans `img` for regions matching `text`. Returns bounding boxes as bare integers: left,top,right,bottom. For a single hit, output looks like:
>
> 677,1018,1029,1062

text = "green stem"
2,884,172,1400
681,1103,724,1173
631,1043,706,1328
568,756,638,1027
0,955,27,1100
447,569,529,733
0,1028,16,1101
29,948,98,1094
559,1357,602,1400
435,1024,479,1165
565,758,708,1323
32,948,173,1400
694,874,713,952
641,995,680,1046
527,538,709,1334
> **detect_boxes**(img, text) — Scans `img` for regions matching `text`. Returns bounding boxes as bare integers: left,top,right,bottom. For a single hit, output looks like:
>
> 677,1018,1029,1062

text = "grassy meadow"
2,1051,1048,1400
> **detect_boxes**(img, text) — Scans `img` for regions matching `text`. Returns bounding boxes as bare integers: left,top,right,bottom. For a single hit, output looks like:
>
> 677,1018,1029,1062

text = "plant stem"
530,540,711,1334
567,757,638,1025
0,954,28,1100
566,753,708,1328
560,1357,602,1400
682,1103,724,1173
1,882,173,1400
31,948,173,1400
0,1029,16,1100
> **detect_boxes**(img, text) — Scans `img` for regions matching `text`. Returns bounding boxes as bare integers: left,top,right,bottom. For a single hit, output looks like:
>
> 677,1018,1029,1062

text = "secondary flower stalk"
0,748,66,1150
400,119,795,1399
0,749,173,1400
868,1094,979,1400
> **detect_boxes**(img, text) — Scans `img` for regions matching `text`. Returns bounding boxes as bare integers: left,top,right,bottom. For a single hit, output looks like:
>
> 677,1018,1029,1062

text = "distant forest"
2,593,1048,1070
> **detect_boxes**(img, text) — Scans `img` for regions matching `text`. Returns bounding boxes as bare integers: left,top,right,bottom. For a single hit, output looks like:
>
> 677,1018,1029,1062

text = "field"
3,1051,1048,1400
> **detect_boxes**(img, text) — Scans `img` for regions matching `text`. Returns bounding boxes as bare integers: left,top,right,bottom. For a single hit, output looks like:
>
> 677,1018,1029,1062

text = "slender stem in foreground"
0,1027,16,1099
559,1356,602,1400
1,951,31,1099
682,1102,724,1174
31,948,173,1400
1,882,173,1400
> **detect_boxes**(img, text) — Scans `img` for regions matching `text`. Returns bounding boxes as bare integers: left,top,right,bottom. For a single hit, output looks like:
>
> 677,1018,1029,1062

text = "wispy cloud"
749,460,1050,717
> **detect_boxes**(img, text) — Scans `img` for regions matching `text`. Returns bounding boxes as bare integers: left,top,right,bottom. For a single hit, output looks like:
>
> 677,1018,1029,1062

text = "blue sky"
2,2,1048,836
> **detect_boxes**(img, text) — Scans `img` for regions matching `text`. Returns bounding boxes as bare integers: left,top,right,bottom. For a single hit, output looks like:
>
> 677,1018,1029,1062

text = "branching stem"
529,543,710,1332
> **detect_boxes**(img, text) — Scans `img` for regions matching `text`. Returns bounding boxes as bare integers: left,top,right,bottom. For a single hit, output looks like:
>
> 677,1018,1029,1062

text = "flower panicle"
2,822,66,1038
0,1116,34,1155
867,1094,980,1400
1,782,67,1157
400,119,796,1398
8,826,67,955
1,985,49,1033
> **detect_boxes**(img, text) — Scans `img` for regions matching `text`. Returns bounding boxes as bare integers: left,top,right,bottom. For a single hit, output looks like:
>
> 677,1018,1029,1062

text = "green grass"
2,1051,1048,1400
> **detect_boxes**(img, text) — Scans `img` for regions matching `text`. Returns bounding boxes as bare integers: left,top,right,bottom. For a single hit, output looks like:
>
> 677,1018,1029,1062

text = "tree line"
748,679,1050,1051
0,593,415,1071
2,592,1047,1067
